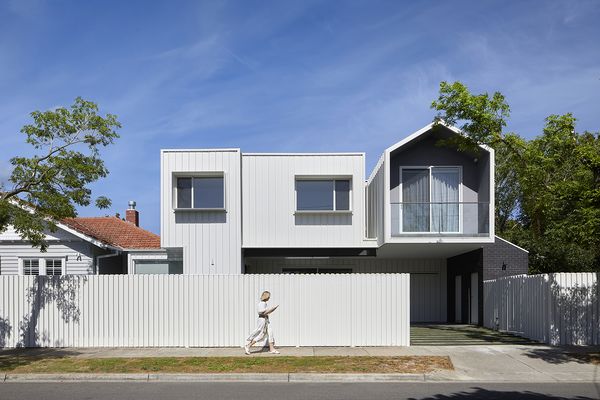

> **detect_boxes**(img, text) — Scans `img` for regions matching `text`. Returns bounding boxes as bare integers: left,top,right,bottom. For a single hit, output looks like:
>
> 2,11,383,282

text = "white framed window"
22,259,40,275
19,258,65,276
400,166,462,233
175,174,225,210
295,178,351,212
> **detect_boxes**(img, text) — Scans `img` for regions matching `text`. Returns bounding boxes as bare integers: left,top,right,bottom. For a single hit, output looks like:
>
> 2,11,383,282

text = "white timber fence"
484,273,599,346
0,273,410,348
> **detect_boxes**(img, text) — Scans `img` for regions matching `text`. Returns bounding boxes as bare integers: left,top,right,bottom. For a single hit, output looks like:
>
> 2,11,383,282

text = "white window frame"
172,172,226,211
18,258,66,276
294,176,353,214
398,166,463,234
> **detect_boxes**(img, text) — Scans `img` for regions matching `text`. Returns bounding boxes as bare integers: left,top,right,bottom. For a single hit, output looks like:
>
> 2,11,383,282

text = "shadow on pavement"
409,387,595,399
522,347,600,365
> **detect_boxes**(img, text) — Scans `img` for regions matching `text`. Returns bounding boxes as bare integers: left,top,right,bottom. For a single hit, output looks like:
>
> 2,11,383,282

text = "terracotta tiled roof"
61,217,161,249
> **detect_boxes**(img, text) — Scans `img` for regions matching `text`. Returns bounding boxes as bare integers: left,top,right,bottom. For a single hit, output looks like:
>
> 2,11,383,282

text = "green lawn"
0,355,453,374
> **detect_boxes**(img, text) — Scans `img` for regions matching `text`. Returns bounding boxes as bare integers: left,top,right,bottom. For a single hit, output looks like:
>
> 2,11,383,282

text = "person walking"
244,291,279,355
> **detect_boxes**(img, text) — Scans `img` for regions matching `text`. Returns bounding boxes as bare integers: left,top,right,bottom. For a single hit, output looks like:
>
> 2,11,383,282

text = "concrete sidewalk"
1,344,599,383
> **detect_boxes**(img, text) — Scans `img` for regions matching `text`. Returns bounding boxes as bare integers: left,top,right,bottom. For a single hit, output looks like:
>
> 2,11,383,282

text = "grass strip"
0,355,453,374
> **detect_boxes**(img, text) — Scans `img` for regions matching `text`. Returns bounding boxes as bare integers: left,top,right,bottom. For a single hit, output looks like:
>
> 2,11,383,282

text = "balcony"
391,202,490,237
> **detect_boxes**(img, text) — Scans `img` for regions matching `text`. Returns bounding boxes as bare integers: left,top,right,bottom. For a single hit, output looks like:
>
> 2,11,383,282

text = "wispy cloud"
0,0,598,233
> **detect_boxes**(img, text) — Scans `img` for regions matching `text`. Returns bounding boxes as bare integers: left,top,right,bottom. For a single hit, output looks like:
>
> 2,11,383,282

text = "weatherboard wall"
0,226,95,275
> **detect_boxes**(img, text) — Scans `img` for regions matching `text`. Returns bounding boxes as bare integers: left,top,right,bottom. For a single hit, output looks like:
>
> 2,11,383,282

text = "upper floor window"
176,175,224,210
296,178,351,211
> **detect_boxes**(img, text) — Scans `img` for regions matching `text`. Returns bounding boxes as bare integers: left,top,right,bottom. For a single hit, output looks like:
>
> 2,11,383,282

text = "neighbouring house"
159,122,529,325
0,202,173,275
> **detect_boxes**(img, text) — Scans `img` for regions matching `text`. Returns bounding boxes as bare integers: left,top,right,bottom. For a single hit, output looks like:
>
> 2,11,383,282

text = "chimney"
125,200,139,227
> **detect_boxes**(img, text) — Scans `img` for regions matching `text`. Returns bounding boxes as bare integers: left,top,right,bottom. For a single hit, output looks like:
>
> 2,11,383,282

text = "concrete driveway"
410,324,537,346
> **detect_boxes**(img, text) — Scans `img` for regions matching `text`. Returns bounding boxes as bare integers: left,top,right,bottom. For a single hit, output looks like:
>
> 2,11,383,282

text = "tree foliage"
431,81,600,272
0,98,120,250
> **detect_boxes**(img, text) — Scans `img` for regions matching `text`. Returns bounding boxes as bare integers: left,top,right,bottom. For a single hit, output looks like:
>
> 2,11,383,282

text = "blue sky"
1,0,599,234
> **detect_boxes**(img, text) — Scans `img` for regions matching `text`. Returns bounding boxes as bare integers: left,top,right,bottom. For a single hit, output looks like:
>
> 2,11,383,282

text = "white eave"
384,121,493,155
55,222,122,251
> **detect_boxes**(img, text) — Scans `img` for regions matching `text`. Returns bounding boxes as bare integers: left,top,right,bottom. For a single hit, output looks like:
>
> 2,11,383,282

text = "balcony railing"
391,202,490,236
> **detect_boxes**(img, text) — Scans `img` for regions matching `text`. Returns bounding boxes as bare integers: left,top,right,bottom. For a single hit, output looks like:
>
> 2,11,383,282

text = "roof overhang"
376,242,487,259
55,222,122,251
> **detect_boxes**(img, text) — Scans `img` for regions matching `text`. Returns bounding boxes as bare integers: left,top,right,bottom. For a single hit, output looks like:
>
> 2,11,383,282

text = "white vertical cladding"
242,153,367,248
0,274,410,348
160,149,242,274
366,155,385,245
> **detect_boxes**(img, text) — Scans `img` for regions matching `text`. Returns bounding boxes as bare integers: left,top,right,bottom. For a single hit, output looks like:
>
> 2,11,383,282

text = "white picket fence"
0,274,410,348
484,273,599,346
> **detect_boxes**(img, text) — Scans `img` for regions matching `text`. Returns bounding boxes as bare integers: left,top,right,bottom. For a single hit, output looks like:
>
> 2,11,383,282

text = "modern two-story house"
160,122,528,325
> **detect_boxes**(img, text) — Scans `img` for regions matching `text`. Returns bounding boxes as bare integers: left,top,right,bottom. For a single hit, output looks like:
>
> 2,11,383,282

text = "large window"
176,176,224,209
296,179,351,211
401,167,460,233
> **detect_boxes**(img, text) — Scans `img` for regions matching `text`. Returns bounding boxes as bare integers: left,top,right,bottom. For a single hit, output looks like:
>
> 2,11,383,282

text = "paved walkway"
2,344,599,382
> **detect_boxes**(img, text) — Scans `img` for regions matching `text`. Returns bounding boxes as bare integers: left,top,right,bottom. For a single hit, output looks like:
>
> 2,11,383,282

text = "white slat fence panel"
0,274,410,348
484,273,599,346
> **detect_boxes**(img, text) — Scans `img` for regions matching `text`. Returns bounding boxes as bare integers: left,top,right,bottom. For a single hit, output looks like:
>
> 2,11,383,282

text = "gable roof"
384,121,493,155
61,217,161,250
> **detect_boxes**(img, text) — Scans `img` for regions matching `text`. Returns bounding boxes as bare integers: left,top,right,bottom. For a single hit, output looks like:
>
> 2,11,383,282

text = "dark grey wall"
482,237,529,280
389,134,485,204
447,249,483,325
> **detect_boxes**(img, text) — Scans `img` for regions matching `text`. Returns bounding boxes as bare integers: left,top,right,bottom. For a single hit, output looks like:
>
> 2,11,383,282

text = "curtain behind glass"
432,168,459,232
402,169,429,232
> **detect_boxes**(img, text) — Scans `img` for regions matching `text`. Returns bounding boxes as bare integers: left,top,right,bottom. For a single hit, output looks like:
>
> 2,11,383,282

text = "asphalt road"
1,382,599,400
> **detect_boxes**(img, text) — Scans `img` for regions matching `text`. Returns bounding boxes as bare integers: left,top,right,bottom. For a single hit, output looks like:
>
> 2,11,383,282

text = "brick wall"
482,237,529,281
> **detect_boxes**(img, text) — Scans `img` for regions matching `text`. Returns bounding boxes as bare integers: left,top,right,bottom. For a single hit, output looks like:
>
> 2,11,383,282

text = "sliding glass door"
402,169,430,232
431,167,460,232
401,167,460,233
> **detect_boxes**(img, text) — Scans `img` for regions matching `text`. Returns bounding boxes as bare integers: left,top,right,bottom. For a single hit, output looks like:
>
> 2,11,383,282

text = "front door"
470,272,479,324
454,275,462,323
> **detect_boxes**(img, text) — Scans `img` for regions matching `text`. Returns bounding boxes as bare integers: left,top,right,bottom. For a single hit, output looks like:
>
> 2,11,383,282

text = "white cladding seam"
0,274,410,347
484,273,599,346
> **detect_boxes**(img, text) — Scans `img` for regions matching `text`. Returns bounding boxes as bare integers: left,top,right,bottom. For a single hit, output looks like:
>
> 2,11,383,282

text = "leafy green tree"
0,98,121,250
431,81,599,272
